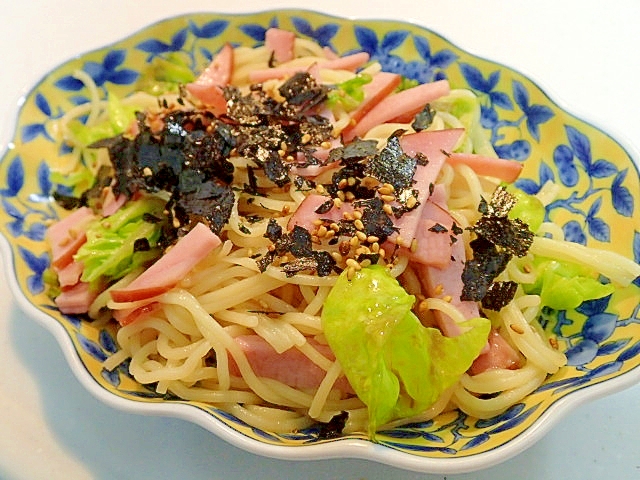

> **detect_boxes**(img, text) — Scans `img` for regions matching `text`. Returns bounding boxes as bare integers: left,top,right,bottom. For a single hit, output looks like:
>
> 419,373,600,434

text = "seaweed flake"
481,281,518,311
365,134,416,192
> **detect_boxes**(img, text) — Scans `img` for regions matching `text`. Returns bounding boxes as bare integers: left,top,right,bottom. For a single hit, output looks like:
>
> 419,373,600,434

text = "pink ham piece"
101,188,127,217
446,152,524,183
384,128,464,249
186,43,233,115
248,52,370,83
469,329,522,375
109,222,221,306
287,194,353,232
264,28,296,63
55,282,98,315
406,199,454,268
55,260,85,288
46,206,96,269
347,71,401,126
342,79,450,142
228,335,354,394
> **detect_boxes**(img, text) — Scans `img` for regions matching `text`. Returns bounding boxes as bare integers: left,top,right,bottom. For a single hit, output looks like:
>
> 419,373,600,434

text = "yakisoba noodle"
48,31,640,435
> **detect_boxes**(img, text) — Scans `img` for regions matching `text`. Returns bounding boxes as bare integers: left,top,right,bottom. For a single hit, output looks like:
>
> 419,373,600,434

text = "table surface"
0,1,639,479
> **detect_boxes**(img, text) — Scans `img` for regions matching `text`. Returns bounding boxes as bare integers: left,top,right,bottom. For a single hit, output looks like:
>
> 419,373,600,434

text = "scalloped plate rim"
0,9,639,475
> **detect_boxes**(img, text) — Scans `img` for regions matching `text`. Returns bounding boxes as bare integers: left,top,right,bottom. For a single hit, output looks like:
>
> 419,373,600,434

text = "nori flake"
481,281,518,310
365,134,417,192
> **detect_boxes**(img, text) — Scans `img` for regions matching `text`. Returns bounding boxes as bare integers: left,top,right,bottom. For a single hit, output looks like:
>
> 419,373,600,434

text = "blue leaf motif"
565,125,591,169
589,159,617,178
354,26,379,54
576,295,611,316
475,403,525,428
617,340,640,362
618,341,640,362
587,361,622,380
582,313,617,343
611,169,633,217
431,49,457,69
566,339,599,366
99,329,119,354
101,368,121,387
553,144,578,187
460,433,490,451
291,16,314,36
136,38,173,55
21,123,50,143
239,24,268,42
191,19,228,39
77,333,108,362
380,30,409,53
54,75,85,91
586,216,610,242
515,178,540,195
597,339,630,356
25,223,47,241
490,91,513,111
107,69,139,85
487,405,537,434
35,92,52,117
2,157,24,197
19,247,48,294
480,105,498,128
512,79,529,111
525,104,554,142
314,24,340,47
381,429,423,439
2,198,23,220
562,220,586,245
460,63,491,93
539,161,556,184
170,28,189,51
413,35,431,60
103,49,126,70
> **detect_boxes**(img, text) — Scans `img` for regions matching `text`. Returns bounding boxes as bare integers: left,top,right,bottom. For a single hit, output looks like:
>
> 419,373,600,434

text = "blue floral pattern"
1,11,639,462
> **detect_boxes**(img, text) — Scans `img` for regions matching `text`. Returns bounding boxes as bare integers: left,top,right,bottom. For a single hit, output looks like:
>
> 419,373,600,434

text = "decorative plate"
1,9,639,474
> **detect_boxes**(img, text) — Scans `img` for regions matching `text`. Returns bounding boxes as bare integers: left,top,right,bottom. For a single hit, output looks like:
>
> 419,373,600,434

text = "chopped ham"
287,194,353,232
446,152,524,183
55,282,98,315
264,28,296,63
342,79,450,142
46,207,96,269
55,260,84,288
469,329,522,375
347,71,401,126
384,128,464,248
406,199,454,268
228,335,354,394
101,188,127,217
112,302,160,326
109,222,221,306
248,52,370,83
186,43,233,115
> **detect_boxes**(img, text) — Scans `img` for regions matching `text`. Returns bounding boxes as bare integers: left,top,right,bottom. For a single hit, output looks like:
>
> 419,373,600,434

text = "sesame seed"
360,259,372,268
406,196,417,209
442,295,453,303
337,190,346,201
378,248,386,259
330,252,343,263
301,133,312,144
333,197,343,208
347,177,356,186
346,266,356,280
325,229,335,240
417,300,429,312
343,211,353,221
371,242,380,253
434,284,444,295
395,235,404,245
349,235,360,247
549,337,559,349
338,178,348,189
312,219,324,226
352,210,363,220
410,238,418,253
382,204,394,215
329,222,340,232
321,141,332,149
345,191,355,201
317,225,328,237
381,194,395,203
355,231,367,241
281,205,291,215
346,258,361,270
510,324,525,334
378,186,392,196
366,235,379,244
523,264,533,273
354,219,365,231
315,185,326,194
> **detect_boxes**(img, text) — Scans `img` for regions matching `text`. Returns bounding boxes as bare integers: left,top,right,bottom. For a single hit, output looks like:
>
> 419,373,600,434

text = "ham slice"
186,43,233,115
55,282,98,315
109,222,221,305
384,128,464,249
265,28,296,63
347,71,401,126
446,152,523,182
55,260,84,288
46,207,96,269
406,199,454,268
228,335,354,394
469,329,522,375
342,79,450,142
287,194,353,232
248,52,370,83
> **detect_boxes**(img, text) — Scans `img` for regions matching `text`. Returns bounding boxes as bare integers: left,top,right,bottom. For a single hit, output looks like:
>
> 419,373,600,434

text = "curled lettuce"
69,93,138,147
523,257,615,310
75,195,167,287
326,74,372,111
321,265,490,437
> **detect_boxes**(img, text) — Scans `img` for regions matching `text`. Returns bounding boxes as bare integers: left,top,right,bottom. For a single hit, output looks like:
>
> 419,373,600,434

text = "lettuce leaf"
69,93,138,147
523,258,615,310
74,195,167,287
326,73,372,111
321,265,490,437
